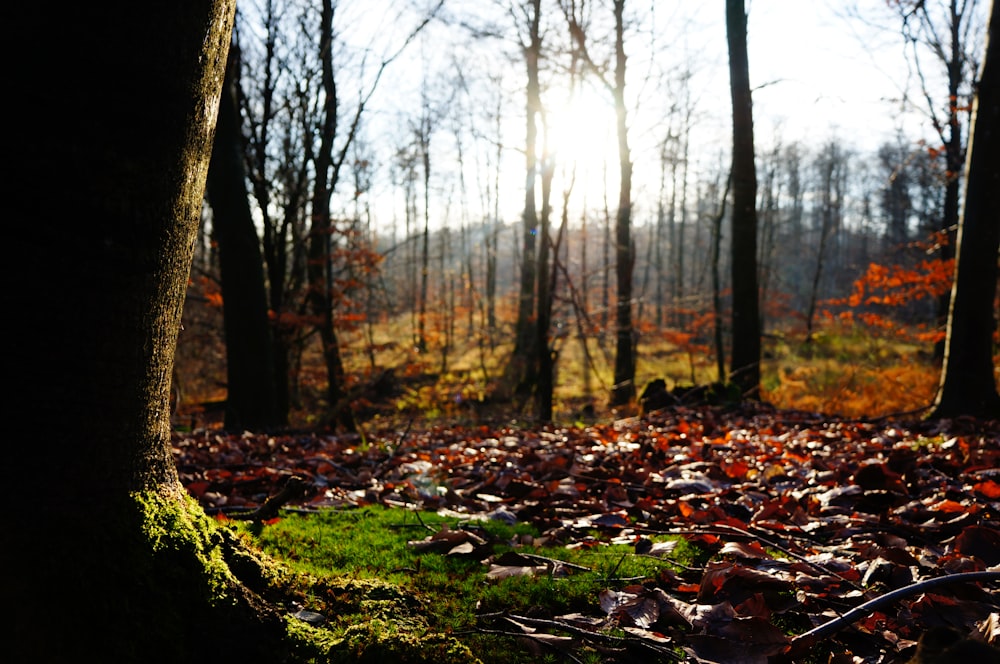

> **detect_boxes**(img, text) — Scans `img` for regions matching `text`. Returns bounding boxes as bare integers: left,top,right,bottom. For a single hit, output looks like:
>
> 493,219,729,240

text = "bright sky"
745,1,921,147
336,0,987,230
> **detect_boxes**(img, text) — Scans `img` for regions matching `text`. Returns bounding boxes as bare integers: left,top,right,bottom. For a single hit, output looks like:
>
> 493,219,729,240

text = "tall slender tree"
241,0,313,422
565,0,636,407
305,0,442,428
207,41,281,429
609,0,637,407
506,0,545,400
306,0,356,430
726,0,762,398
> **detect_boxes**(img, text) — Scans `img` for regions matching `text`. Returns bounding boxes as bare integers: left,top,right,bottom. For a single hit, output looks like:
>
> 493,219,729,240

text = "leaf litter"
172,404,1000,662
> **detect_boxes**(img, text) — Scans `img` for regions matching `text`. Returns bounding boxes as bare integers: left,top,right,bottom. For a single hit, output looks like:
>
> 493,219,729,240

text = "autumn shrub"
762,357,939,417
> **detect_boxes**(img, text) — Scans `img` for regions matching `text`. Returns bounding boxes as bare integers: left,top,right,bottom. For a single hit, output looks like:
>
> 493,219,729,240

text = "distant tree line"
184,0,997,426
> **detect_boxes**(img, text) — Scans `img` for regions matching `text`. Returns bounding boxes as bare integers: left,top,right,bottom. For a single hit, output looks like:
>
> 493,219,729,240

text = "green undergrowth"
238,505,696,663
127,492,477,663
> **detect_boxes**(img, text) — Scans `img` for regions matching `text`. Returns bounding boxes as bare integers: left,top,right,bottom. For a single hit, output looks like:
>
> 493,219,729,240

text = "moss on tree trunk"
11,493,286,662
6,3,480,661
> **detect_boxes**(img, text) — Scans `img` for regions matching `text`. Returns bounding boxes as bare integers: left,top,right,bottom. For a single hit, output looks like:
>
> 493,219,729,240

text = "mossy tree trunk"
7,2,285,660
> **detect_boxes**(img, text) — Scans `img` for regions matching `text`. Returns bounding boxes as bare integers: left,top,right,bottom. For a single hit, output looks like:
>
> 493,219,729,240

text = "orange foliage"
762,360,939,418
819,256,956,347
832,259,954,309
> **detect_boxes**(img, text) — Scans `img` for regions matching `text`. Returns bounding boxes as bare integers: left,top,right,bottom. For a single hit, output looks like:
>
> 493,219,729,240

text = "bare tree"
305,0,442,429
505,0,546,400
726,0,762,397
241,0,314,420
565,0,637,407
805,142,848,341
896,0,986,356
206,41,281,429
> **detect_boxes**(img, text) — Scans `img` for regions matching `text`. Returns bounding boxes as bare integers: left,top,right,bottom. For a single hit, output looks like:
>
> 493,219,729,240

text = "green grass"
237,505,694,663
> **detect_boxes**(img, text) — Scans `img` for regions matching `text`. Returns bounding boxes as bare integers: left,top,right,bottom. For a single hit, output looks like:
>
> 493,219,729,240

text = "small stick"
788,571,1000,652
232,475,308,522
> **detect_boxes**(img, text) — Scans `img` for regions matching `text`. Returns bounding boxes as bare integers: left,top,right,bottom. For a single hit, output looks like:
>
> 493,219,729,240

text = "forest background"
173,0,999,431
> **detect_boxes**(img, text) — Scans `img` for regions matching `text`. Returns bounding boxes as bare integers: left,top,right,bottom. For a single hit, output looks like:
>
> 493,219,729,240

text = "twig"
411,508,438,533
520,552,592,572
641,524,862,591
506,614,681,659
608,552,628,578
788,571,1000,652
712,523,864,591
473,627,586,664
228,475,308,522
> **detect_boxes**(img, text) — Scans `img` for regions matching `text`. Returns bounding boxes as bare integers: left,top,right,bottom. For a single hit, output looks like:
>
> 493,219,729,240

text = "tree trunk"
535,140,556,421
935,0,967,360
805,143,842,342
207,46,282,430
610,0,637,408
307,0,355,431
506,0,543,399
244,0,303,424
709,175,732,384
8,2,286,659
419,111,432,354
726,0,762,398
931,0,1000,419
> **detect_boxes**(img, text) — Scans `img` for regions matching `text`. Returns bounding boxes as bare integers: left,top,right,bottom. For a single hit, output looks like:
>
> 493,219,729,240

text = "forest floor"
172,403,1000,662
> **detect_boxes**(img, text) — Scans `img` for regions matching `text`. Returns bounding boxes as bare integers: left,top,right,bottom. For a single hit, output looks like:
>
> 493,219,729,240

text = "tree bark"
535,137,556,421
207,46,281,430
507,0,543,400
611,0,637,408
8,2,286,659
726,0,762,398
931,0,1000,419
307,0,356,431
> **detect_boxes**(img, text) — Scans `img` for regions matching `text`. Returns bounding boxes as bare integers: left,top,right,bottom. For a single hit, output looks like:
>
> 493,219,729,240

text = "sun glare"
545,85,618,180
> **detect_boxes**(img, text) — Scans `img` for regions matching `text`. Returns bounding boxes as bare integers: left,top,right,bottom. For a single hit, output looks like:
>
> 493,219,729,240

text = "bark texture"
6,2,285,660
931,0,1000,419
726,0,762,398
207,47,282,430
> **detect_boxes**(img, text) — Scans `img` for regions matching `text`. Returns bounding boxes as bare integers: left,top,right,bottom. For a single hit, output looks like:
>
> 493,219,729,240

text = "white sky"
323,0,987,230
746,1,920,147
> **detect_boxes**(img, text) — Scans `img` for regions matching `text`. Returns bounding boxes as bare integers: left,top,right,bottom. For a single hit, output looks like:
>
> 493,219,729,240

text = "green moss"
247,506,692,663
125,492,476,663
136,490,239,602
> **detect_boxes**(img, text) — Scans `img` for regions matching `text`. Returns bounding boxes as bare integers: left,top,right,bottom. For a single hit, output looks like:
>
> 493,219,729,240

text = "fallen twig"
788,570,1000,653
520,552,592,572
505,613,679,658
228,475,308,522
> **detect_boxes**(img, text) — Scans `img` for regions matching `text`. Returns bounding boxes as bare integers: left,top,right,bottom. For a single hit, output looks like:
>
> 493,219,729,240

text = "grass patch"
238,505,692,663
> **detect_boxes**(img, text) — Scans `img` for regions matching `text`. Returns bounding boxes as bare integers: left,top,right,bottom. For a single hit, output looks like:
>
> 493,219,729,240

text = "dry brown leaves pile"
172,405,1000,663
